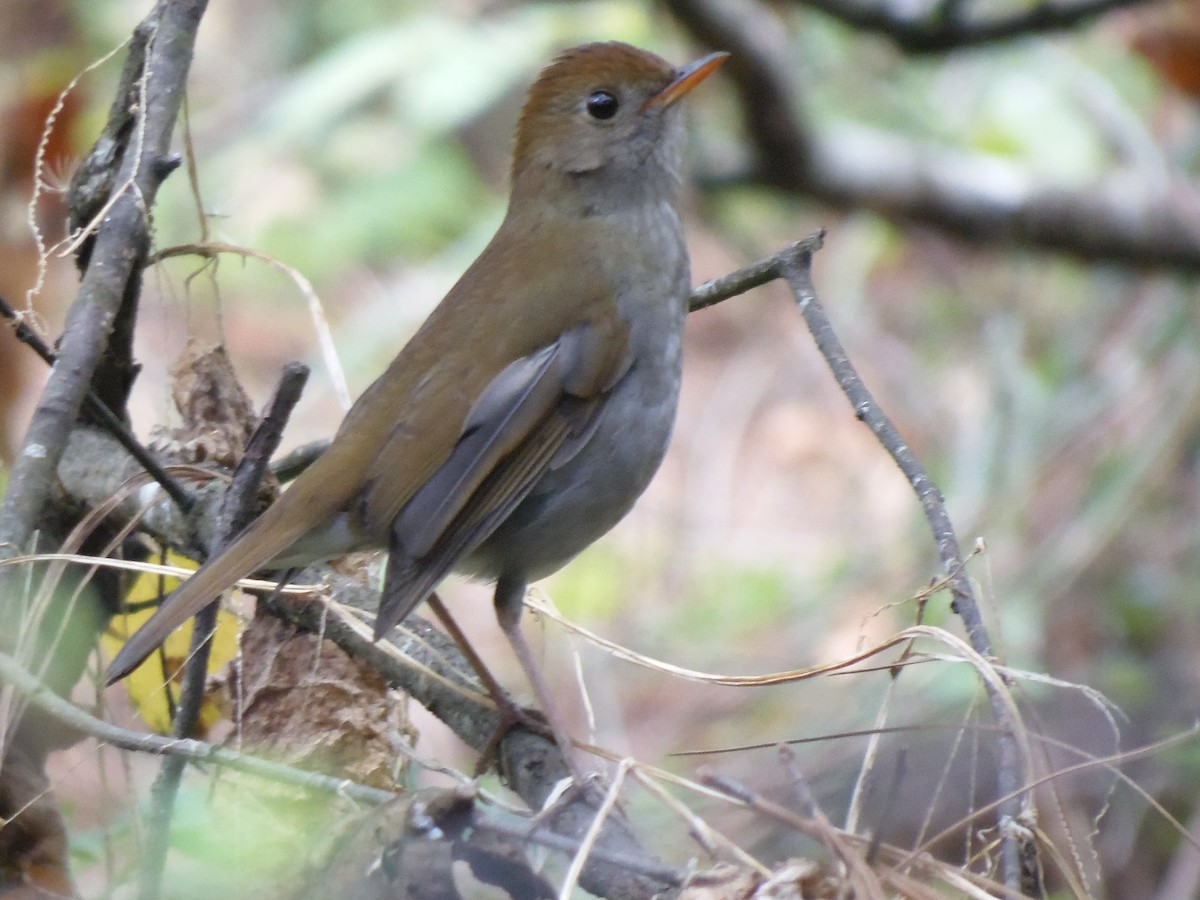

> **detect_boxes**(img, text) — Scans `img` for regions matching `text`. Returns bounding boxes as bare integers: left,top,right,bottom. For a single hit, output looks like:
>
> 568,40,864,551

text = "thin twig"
774,237,1034,894
695,240,956,652
780,238,990,650
0,294,194,513
178,361,310,731
140,362,308,897
796,0,1155,54
688,233,825,312
0,651,389,801
0,0,206,565
688,234,1037,894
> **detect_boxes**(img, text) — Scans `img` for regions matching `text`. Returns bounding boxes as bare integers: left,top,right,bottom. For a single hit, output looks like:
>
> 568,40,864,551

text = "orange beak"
642,50,729,111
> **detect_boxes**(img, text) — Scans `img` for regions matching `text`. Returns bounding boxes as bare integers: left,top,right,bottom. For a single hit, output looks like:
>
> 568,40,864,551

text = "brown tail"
105,514,307,684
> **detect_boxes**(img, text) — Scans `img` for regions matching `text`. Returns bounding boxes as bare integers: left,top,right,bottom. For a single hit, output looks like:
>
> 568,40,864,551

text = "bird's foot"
473,703,553,778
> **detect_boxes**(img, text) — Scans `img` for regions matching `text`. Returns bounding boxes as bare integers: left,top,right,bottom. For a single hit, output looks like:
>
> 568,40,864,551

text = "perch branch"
259,582,674,900
0,649,684,885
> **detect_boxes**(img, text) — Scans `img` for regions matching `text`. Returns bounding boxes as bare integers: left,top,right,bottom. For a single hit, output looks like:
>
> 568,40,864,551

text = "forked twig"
687,232,1033,891
779,236,1033,893
0,294,194,513
139,361,308,897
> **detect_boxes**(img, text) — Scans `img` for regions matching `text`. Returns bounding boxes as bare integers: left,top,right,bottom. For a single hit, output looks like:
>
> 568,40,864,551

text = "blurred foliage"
5,0,1200,895
94,777,339,900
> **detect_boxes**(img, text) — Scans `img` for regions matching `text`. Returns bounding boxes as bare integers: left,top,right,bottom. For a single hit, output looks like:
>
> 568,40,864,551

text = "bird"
107,41,727,777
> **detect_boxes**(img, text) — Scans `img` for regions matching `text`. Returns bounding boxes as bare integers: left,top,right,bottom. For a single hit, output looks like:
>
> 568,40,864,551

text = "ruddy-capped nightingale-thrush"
107,41,727,777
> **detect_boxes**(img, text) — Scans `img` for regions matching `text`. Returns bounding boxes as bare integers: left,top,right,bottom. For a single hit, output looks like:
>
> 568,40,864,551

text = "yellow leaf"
101,551,241,736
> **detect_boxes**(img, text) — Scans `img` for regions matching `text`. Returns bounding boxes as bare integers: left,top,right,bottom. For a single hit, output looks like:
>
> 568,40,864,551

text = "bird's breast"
461,200,690,582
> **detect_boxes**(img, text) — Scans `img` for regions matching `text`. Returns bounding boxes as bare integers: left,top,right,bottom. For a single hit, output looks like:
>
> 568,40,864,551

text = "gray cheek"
655,120,687,185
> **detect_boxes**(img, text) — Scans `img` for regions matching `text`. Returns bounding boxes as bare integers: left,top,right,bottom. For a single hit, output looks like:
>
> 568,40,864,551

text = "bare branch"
0,0,206,560
687,233,1041,894
140,362,309,898
0,7,207,891
688,233,824,311
775,239,1036,895
0,650,389,803
0,294,194,512
797,0,1157,54
667,0,1200,271
801,127,1200,269
664,0,814,182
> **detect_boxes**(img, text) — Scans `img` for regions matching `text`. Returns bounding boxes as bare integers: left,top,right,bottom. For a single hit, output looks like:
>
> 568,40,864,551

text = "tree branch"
775,236,1035,895
801,126,1200,269
0,295,194,513
664,0,815,184
667,0,1200,271
684,233,1043,893
0,648,686,888
0,5,208,891
0,0,206,561
139,362,308,899
797,0,1157,54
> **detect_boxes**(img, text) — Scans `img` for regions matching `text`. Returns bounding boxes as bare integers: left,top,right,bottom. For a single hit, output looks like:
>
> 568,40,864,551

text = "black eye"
586,90,619,120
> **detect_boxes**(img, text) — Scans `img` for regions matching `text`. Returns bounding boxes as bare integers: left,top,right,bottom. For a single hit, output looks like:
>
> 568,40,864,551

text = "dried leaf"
149,340,260,468
226,615,411,789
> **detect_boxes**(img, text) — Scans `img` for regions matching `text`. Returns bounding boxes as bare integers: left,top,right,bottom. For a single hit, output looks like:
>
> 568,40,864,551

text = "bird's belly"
459,360,680,582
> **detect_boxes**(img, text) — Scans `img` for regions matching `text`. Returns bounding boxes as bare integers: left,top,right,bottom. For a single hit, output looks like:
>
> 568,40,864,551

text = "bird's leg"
493,574,590,785
381,530,555,773
423,591,513,711
422,591,551,776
